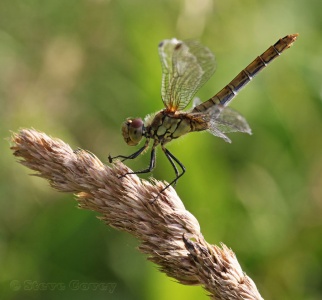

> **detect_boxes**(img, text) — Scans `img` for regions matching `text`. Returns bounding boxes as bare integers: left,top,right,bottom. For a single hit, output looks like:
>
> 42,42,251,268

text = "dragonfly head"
121,118,144,146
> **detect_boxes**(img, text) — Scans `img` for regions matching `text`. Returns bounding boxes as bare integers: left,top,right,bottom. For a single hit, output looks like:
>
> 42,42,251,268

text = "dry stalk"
10,128,264,300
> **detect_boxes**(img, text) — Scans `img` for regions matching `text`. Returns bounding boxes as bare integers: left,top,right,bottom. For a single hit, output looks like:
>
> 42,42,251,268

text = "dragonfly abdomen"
193,34,298,113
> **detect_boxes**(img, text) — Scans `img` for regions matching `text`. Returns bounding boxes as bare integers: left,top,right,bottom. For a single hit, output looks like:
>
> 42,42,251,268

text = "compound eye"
121,118,144,146
130,118,143,129
128,118,143,145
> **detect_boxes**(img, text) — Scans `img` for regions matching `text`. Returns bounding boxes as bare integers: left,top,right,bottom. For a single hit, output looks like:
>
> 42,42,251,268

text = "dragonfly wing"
207,107,252,142
158,38,216,112
192,97,202,108
207,126,232,143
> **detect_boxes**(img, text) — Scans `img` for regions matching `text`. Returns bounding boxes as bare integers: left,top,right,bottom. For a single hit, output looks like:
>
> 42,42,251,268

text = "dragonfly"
109,33,298,195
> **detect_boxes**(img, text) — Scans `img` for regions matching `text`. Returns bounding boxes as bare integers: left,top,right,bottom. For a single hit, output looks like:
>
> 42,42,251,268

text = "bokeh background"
1,0,321,299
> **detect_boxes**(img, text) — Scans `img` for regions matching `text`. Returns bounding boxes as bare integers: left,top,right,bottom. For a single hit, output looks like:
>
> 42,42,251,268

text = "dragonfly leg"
119,144,157,178
161,147,179,187
156,147,186,197
108,139,150,163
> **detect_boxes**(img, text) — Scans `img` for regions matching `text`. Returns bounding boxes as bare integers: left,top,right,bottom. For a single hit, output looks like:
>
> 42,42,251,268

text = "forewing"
207,107,252,142
158,38,216,111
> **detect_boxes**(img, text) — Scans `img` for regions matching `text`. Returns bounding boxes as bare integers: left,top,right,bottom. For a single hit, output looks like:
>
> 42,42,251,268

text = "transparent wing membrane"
158,39,216,111
206,107,251,142
209,107,252,134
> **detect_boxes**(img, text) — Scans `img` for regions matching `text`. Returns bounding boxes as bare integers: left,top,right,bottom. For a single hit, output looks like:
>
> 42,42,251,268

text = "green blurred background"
1,0,321,299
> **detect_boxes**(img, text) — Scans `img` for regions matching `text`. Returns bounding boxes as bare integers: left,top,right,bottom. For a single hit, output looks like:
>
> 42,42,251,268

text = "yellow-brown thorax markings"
146,110,207,144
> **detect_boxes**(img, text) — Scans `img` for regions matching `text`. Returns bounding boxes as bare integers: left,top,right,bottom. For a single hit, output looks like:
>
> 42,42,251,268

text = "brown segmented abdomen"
193,33,298,113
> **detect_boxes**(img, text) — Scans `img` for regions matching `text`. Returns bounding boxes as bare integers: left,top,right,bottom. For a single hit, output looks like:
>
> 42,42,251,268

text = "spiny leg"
163,148,186,188
161,146,179,188
156,147,186,197
119,143,157,178
108,139,150,163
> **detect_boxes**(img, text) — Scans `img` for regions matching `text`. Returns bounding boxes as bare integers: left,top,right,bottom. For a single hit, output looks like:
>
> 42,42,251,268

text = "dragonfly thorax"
121,118,145,146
